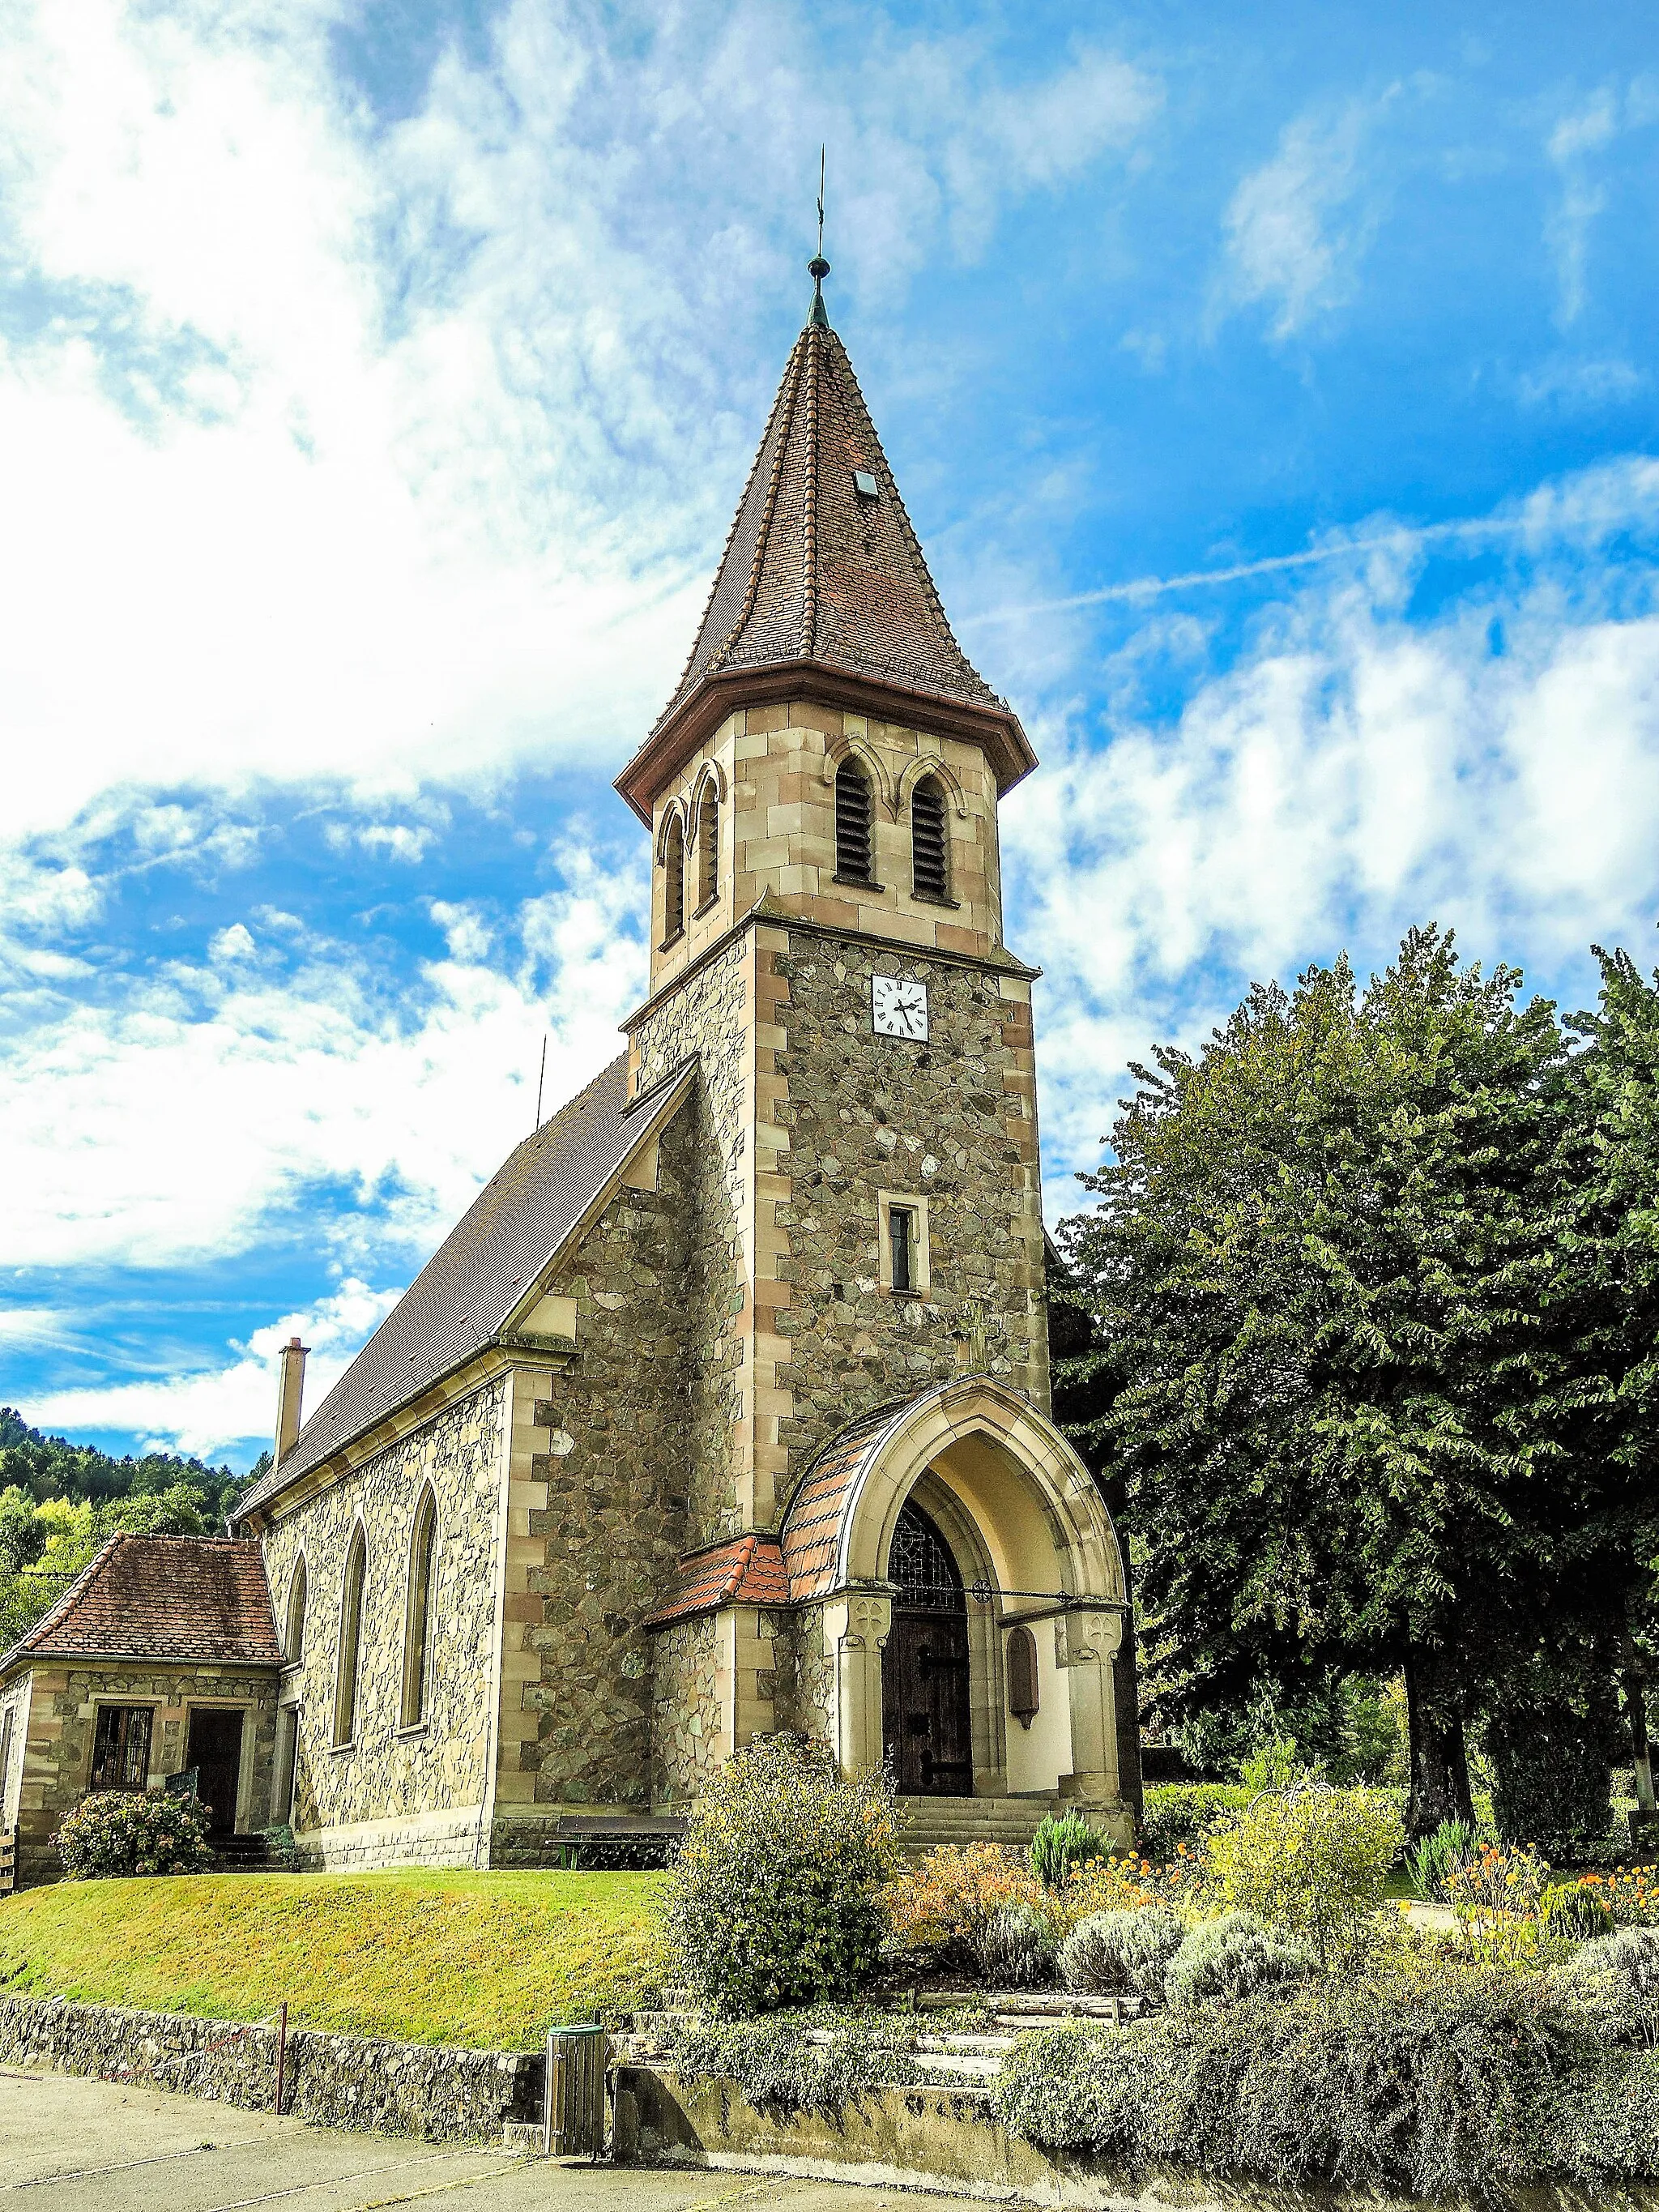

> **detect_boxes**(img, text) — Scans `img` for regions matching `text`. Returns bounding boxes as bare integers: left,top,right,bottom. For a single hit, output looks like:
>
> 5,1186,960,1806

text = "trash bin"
544,2024,608,2156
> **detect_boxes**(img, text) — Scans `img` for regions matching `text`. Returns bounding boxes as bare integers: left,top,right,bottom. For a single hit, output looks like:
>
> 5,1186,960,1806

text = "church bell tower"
619,257,1050,1552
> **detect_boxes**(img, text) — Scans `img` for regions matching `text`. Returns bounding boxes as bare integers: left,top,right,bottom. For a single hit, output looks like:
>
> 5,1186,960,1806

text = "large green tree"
1057,927,1601,1833
1552,947,1659,1817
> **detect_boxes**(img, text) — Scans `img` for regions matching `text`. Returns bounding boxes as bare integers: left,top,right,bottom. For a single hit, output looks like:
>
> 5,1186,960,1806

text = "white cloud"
0,1,1159,848
1222,96,1391,339
1546,89,1619,326
209,922,257,963
1005,455,1659,1209
22,1278,404,1459
0,841,649,1273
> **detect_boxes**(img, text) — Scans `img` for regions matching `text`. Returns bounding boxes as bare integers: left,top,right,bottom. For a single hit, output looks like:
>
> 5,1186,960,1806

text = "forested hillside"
0,1409,270,1652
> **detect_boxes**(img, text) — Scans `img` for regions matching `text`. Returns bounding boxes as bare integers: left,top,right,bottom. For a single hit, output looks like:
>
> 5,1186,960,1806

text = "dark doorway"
882,1500,973,1796
185,1708,244,1837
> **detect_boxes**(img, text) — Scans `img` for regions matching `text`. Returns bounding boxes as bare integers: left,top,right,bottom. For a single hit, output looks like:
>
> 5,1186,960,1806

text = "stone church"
0,263,1139,1882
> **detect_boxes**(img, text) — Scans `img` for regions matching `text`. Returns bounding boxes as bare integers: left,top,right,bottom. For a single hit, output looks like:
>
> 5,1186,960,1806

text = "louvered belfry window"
697,786,719,906
911,775,949,900
662,813,686,942
835,758,873,881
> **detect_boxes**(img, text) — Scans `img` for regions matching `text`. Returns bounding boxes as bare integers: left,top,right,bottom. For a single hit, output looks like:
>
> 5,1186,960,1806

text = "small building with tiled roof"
0,258,1138,1881
0,1539,283,1881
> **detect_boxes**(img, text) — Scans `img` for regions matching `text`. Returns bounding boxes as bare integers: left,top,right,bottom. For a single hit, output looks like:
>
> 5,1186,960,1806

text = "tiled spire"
653,261,1004,730
616,260,1034,823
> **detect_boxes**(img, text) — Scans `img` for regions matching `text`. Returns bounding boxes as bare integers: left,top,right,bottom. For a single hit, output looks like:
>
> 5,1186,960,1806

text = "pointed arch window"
835,758,874,883
284,1558,307,1663
662,813,685,945
911,775,949,901
401,1487,438,1730
696,784,719,909
334,1526,367,1748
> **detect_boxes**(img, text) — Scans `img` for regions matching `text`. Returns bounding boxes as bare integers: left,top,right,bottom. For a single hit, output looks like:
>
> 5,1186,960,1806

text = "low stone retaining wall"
0,1997,539,2142
615,2065,1659,2212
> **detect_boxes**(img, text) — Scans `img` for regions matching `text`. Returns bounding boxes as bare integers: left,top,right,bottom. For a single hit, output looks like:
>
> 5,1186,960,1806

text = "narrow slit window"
662,814,685,943
334,1527,367,1748
890,1205,915,1295
402,1486,437,1729
697,785,719,907
911,775,949,900
284,1558,307,1662
835,758,873,882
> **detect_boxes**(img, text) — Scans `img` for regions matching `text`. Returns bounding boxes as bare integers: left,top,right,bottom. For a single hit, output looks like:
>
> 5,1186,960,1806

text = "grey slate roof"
237,1053,692,1516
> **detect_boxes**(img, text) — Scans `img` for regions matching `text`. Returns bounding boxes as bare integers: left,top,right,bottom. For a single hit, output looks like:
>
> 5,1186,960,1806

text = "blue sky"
3,0,1658,1467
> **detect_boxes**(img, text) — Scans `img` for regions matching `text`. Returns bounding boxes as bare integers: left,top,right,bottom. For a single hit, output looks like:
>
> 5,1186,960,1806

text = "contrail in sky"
975,515,1523,622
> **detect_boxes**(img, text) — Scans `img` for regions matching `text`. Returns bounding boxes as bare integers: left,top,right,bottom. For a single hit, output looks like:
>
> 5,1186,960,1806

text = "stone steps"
896,1796,1067,1848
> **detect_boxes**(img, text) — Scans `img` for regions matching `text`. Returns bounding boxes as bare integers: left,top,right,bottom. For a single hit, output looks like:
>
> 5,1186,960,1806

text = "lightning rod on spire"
808,146,831,329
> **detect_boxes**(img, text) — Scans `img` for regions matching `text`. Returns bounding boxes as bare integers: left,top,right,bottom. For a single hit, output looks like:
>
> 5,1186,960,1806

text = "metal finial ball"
808,256,830,282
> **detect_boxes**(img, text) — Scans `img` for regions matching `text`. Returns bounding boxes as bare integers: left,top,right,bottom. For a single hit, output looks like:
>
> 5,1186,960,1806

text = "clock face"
872,976,929,1041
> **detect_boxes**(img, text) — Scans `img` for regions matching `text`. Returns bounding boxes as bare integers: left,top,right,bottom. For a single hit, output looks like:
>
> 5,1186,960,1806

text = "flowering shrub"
1205,1784,1404,1966
1140,1783,1250,1861
53,1789,212,1878
1541,1880,1616,1941
665,1736,901,2014
1577,1867,1659,1928
885,1843,1049,1966
1442,1842,1547,1920
1061,1849,1205,1921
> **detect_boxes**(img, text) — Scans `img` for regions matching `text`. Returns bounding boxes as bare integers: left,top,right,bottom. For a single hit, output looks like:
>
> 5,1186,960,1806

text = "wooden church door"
882,1500,973,1796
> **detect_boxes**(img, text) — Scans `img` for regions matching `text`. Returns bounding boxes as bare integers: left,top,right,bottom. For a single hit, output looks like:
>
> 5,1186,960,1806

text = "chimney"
275,1336,309,1466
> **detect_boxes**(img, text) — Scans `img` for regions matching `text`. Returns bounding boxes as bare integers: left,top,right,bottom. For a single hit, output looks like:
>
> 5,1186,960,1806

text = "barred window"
91,1704,152,1791
662,814,685,943
835,758,874,882
697,785,719,907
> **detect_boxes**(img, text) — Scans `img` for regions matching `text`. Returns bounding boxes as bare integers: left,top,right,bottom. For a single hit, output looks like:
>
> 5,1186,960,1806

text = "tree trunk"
1404,1646,1475,1835
1623,1667,1657,1814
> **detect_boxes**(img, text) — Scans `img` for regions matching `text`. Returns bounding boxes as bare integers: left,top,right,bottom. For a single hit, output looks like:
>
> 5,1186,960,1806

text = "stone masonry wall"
258,1378,504,1859
770,1602,834,1750
769,930,1050,1488
501,1106,697,1813
0,1996,540,2142
649,1613,723,1809
631,940,751,1545
5,1659,279,1884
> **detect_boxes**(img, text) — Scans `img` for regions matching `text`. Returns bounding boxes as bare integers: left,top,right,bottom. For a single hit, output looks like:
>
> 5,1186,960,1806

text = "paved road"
0,2068,966,2210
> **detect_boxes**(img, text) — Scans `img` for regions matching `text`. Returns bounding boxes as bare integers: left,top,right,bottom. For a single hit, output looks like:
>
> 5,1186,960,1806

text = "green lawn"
0,1868,665,2050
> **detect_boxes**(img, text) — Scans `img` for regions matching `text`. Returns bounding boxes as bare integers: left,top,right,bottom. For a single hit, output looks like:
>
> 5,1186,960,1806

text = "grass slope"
0,1868,664,2049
